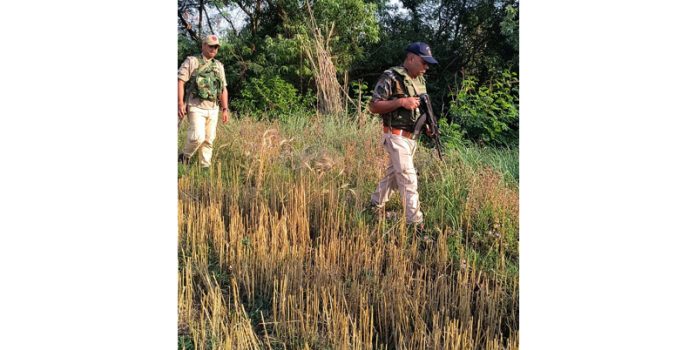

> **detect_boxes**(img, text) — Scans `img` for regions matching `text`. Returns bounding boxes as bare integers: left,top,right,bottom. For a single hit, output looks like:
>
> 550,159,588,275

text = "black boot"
178,153,190,165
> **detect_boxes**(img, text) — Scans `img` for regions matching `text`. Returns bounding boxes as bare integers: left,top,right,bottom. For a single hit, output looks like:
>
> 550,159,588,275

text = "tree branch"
198,0,204,34
179,9,201,42
213,1,238,35
254,0,262,34
232,0,253,19
203,5,216,35
232,0,256,35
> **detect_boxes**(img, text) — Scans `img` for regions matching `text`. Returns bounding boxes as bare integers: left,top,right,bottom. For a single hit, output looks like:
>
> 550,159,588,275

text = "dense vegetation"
178,0,519,147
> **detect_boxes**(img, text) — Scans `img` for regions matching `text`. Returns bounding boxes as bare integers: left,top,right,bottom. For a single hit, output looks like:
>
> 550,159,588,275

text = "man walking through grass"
178,34,230,168
368,42,438,234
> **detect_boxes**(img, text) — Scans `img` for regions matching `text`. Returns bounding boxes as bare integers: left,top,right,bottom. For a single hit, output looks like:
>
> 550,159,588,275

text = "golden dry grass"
178,115,518,349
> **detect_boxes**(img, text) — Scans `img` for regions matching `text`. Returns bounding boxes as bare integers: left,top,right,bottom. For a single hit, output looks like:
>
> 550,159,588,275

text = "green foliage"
262,36,306,77
349,80,371,113
286,0,380,72
350,80,369,100
437,118,471,151
178,0,519,150
177,36,199,65
236,75,314,119
501,4,519,51
449,70,519,147
178,335,194,350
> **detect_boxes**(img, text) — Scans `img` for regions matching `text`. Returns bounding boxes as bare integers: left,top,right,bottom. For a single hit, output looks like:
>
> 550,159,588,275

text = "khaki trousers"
370,133,423,224
183,106,219,167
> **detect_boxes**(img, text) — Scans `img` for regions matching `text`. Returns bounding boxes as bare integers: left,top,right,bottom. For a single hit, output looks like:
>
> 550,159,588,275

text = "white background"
1,1,694,348
522,1,696,348
0,1,177,348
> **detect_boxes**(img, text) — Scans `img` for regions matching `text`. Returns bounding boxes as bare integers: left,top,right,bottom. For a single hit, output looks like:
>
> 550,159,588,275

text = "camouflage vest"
384,66,427,132
187,55,224,101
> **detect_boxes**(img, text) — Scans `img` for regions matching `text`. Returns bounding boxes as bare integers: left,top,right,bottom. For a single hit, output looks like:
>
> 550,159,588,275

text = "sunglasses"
208,45,220,50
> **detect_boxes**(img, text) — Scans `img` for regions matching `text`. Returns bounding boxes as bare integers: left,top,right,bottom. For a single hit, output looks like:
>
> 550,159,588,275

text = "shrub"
437,117,471,151
235,75,313,119
449,70,518,147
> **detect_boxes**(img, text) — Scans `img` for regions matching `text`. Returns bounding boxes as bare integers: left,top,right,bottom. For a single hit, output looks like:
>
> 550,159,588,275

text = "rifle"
414,93,443,160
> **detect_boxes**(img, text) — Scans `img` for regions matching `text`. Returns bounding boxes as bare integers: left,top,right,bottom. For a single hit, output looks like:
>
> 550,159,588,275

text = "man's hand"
221,109,229,124
424,124,434,137
400,97,420,110
178,101,186,120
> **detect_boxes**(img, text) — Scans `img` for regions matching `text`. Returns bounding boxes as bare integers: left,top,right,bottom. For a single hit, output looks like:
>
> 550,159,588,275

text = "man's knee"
397,168,418,186
187,133,205,147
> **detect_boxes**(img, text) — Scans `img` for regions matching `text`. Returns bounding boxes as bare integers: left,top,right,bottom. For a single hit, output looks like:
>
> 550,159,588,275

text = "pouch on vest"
384,67,425,130
188,56,223,101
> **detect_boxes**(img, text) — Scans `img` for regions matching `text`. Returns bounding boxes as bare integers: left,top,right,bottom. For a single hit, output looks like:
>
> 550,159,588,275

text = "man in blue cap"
367,42,438,237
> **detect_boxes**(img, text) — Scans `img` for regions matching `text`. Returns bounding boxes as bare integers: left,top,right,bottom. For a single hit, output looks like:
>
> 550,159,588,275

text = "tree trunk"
198,0,204,35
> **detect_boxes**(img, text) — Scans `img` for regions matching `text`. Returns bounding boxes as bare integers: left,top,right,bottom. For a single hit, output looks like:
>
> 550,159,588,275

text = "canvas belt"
383,126,415,139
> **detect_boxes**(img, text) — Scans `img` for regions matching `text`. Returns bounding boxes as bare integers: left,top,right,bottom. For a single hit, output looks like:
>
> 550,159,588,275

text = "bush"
449,70,518,147
437,117,471,151
235,75,314,119
177,36,199,65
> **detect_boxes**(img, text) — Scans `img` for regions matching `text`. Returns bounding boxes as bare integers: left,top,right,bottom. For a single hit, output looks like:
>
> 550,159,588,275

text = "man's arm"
177,57,194,120
369,97,420,114
178,79,186,120
219,87,229,124
368,72,420,114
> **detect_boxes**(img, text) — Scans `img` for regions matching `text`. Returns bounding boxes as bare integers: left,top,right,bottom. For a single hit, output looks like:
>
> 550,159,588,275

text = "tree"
177,0,519,138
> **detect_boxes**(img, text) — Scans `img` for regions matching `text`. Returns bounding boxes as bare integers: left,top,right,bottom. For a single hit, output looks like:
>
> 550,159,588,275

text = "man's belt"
383,126,415,139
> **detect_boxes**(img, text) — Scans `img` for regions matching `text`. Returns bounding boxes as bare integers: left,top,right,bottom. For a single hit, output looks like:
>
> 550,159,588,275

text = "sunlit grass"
178,113,519,349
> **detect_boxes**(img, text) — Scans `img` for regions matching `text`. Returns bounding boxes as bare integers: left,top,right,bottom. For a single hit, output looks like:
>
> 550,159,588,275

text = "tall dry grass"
178,114,518,349
299,3,344,116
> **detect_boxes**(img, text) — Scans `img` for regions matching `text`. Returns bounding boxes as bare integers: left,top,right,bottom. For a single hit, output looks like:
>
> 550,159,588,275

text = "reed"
179,114,519,349
299,2,344,116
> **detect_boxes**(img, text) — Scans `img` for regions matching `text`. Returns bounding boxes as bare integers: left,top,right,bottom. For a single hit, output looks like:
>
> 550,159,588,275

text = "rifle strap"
413,111,427,138
190,56,215,88
411,79,425,138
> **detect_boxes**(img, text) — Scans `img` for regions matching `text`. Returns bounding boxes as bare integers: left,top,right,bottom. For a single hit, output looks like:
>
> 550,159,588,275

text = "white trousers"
183,106,219,167
370,133,423,224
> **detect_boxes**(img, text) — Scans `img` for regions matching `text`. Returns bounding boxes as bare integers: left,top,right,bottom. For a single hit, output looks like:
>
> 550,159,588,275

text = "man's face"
406,53,429,78
202,43,220,59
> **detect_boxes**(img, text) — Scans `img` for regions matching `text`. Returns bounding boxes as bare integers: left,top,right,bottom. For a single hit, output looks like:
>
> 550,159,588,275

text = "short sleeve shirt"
178,55,227,110
371,69,399,103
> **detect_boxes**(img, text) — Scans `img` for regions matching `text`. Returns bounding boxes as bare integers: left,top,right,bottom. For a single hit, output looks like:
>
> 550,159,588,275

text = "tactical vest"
383,66,427,132
187,55,224,102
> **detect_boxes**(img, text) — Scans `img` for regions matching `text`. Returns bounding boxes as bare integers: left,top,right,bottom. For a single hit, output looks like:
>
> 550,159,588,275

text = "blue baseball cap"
405,42,438,64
